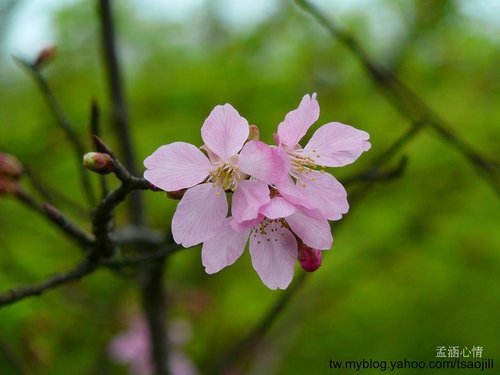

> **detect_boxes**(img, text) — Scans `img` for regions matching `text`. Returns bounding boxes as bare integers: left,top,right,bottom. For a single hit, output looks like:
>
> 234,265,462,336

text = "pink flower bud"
83,152,115,174
272,132,280,146
0,153,23,178
297,243,322,272
34,45,57,68
0,179,20,196
248,125,260,141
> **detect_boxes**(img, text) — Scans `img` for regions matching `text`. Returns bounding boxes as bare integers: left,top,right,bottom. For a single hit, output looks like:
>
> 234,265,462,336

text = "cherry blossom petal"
274,176,315,210
297,170,348,221
143,142,212,191
201,104,249,160
200,144,222,164
249,221,298,290
238,141,284,184
172,183,228,247
275,146,292,182
232,180,270,223
301,122,371,167
277,93,319,147
260,197,296,219
286,209,333,250
230,215,264,232
202,218,250,274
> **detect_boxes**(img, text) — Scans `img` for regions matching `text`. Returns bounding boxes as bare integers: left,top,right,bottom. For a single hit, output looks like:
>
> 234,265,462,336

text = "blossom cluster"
144,94,370,289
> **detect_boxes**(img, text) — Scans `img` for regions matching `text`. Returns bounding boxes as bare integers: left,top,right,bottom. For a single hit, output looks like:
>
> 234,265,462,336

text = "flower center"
288,150,319,176
207,162,242,191
250,218,289,244
288,150,324,187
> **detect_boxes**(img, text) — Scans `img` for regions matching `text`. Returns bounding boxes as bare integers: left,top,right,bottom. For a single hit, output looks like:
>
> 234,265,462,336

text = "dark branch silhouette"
0,257,98,307
13,57,97,208
15,189,94,247
295,0,500,196
89,101,110,198
97,0,144,225
97,2,170,372
0,137,160,307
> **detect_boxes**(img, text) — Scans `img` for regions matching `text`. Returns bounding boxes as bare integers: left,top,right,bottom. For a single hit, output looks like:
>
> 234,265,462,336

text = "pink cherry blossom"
108,317,152,375
144,104,283,247
201,181,332,290
109,317,199,375
275,93,371,220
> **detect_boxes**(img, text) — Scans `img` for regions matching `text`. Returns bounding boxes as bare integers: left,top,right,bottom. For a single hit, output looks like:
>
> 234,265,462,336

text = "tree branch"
15,189,94,247
89,100,110,199
91,169,154,258
108,243,183,268
295,0,500,196
97,0,144,225
140,260,169,375
13,57,96,207
215,272,308,373
341,156,408,187
0,257,98,307
0,335,29,375
22,165,88,218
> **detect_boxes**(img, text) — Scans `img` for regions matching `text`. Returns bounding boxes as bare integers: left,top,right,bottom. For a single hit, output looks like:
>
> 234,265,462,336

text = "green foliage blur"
0,0,499,373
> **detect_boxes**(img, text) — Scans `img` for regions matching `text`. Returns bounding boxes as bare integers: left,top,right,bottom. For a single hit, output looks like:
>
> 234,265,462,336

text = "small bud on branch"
34,45,57,69
248,125,260,141
297,242,322,272
83,152,115,174
0,153,23,179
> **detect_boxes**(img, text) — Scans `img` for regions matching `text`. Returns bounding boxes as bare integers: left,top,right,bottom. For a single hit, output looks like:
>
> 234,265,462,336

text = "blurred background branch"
295,0,500,196
13,56,97,208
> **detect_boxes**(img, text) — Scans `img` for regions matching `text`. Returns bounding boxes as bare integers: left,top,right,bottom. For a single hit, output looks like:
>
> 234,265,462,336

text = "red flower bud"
297,243,322,272
0,179,21,196
248,125,260,141
0,153,23,179
34,45,57,68
83,152,115,174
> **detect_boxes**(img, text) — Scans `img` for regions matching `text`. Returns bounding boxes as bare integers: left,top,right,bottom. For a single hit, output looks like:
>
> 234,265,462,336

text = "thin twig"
1,146,163,308
13,57,97,207
140,259,169,375
114,226,165,247
295,0,500,196
0,257,98,307
98,3,168,371
42,202,95,247
90,136,157,258
90,136,156,260
90,100,110,198
22,166,88,218
341,156,408,187
97,0,144,225
15,189,94,247
0,335,29,375
108,243,183,268
92,136,156,190
215,272,308,373
91,175,153,258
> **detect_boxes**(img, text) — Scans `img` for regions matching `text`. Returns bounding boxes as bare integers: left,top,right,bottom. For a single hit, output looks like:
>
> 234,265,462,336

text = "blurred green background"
0,0,499,374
